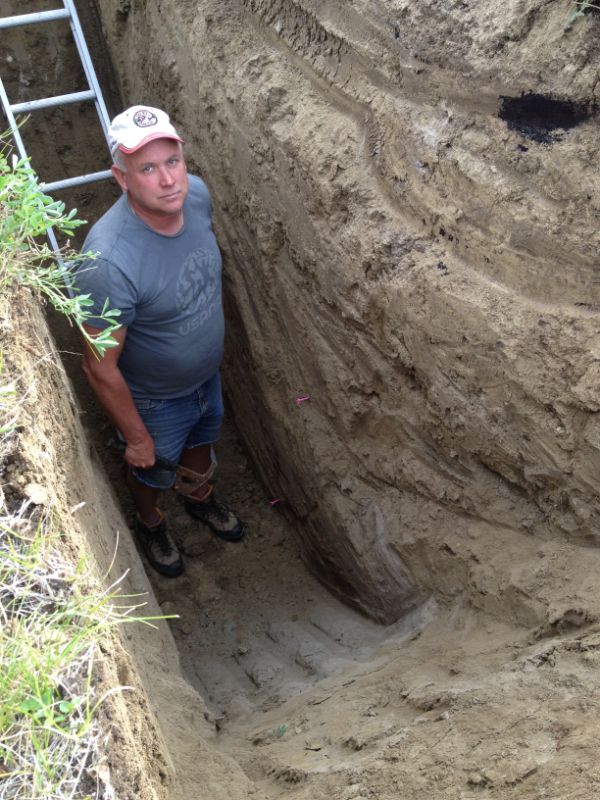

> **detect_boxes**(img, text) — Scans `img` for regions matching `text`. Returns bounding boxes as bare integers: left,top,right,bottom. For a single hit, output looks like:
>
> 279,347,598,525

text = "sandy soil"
94,0,600,630
31,317,600,800
4,1,600,798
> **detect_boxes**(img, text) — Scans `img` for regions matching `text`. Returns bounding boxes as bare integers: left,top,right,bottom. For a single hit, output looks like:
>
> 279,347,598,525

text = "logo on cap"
133,109,158,128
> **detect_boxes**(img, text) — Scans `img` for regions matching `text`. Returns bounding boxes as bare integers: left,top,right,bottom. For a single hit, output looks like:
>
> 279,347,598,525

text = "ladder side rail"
63,0,112,147
46,228,67,277
0,10,70,31
0,76,28,161
0,83,68,275
0,1,116,289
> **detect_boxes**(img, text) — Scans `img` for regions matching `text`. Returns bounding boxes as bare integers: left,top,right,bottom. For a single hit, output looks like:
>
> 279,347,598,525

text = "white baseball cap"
108,105,184,155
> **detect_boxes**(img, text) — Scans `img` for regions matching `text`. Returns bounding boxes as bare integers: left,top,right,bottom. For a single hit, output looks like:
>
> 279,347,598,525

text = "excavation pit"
4,0,600,798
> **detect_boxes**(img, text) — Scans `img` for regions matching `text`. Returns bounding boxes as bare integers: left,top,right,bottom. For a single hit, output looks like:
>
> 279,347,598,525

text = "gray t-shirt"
74,175,224,400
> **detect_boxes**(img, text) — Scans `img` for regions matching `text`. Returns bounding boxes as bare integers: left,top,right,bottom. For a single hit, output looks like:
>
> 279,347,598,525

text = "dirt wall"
91,0,600,624
3,297,260,800
5,4,600,797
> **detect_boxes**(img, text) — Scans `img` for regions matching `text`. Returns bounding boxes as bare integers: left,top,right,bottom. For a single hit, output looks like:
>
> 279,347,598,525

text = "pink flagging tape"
294,394,311,406
269,499,281,506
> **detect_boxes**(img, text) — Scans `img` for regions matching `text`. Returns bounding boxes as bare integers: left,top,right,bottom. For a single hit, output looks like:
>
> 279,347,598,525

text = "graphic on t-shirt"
175,247,220,335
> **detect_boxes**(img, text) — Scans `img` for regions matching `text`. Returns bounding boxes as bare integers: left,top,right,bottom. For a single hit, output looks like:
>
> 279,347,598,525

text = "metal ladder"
0,0,113,253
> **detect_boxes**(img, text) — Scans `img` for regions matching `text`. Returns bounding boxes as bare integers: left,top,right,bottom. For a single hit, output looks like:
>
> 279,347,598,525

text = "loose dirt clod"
498,91,596,143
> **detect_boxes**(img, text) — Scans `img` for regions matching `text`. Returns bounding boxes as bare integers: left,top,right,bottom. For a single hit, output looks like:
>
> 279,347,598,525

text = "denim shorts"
130,372,223,490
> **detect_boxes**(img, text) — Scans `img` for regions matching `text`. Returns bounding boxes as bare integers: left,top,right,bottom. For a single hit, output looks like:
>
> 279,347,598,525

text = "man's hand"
124,434,156,469
82,324,156,466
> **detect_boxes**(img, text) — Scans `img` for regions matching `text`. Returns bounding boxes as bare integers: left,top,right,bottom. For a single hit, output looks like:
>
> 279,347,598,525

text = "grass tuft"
0,500,166,799
0,129,167,798
567,0,600,26
0,129,121,358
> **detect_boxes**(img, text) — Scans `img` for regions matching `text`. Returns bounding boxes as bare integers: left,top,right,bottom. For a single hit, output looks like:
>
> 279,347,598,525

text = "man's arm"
82,324,155,468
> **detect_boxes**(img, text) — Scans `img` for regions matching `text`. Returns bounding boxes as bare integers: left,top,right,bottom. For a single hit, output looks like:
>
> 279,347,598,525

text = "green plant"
0,131,169,798
0,309,172,797
0,134,120,357
0,507,170,798
567,0,600,25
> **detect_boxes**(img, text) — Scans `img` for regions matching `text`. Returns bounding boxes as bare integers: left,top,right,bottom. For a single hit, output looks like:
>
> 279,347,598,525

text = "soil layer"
3,1,600,798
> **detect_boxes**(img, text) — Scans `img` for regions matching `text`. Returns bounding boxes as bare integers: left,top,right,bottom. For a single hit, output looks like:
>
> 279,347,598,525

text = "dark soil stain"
498,92,596,144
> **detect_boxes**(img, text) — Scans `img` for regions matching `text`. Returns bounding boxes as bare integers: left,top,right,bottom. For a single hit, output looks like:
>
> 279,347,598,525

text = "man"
74,104,244,578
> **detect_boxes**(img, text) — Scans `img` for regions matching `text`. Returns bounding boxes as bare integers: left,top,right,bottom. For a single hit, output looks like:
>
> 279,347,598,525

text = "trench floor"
53,311,436,796
138,422,431,727
61,345,594,800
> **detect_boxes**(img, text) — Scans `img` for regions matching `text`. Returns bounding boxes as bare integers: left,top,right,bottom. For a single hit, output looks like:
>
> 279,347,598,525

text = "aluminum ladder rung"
0,0,115,276
10,89,96,114
41,169,113,193
0,0,112,182
0,9,70,30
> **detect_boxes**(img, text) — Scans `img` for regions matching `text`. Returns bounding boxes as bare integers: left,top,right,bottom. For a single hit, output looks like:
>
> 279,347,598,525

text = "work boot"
184,486,244,542
134,511,184,577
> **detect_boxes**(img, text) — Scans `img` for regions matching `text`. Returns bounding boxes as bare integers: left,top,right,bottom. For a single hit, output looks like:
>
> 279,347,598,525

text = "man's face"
112,138,189,218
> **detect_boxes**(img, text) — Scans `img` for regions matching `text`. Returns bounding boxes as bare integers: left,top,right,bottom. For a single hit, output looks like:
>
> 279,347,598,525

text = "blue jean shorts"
130,372,224,490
